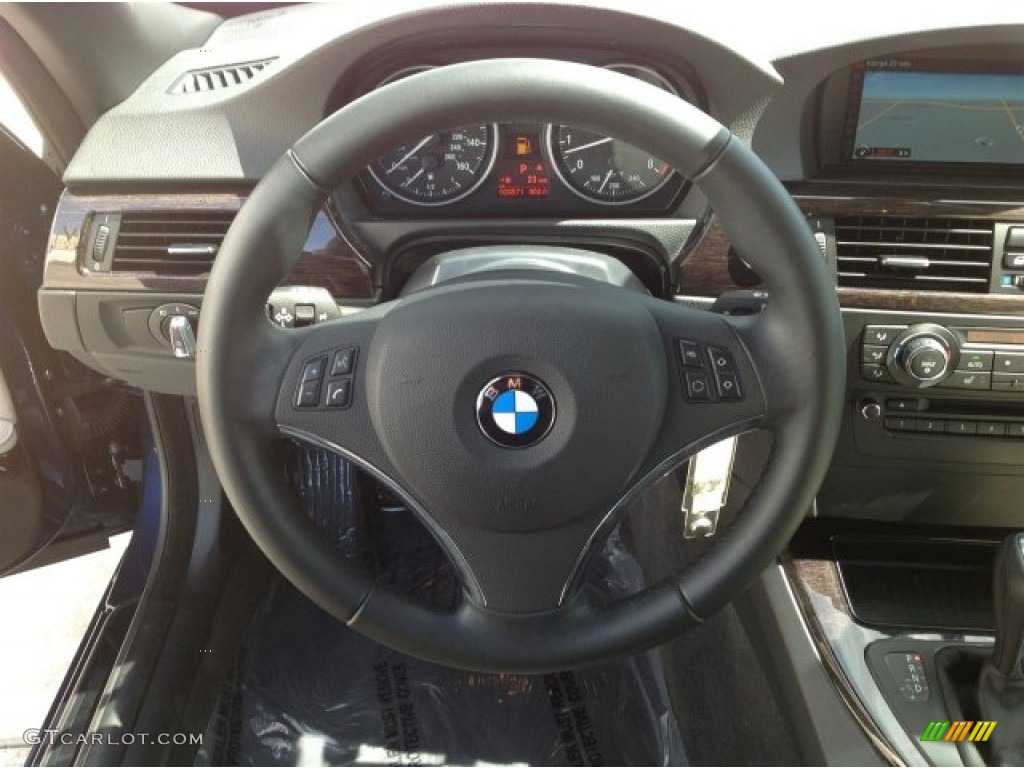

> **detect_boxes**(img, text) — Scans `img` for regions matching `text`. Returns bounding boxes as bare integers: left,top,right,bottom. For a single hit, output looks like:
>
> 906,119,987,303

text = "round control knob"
148,303,200,345
888,324,959,389
901,337,950,381
860,401,882,420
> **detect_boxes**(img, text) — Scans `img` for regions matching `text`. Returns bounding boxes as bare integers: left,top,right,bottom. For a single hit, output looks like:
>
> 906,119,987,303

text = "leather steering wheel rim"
197,59,845,673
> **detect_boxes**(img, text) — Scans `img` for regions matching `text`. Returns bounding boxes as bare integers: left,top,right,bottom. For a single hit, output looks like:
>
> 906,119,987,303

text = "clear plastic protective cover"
199,445,685,766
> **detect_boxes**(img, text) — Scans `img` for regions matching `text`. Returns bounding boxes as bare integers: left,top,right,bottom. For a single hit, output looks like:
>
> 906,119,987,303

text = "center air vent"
835,216,993,293
110,210,235,274
169,58,276,95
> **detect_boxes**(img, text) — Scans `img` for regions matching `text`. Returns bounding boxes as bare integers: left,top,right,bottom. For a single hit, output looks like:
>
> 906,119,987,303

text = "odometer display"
369,124,496,206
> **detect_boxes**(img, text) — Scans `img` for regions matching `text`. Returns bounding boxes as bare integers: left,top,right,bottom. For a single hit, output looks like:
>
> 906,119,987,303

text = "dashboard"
27,2,1024,532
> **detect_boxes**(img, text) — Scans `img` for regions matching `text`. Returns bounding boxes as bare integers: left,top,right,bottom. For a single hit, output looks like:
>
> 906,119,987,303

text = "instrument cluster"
351,62,697,217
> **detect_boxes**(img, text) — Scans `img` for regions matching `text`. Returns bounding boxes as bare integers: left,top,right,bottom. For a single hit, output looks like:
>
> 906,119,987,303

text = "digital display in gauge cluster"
360,63,689,216
495,131,551,199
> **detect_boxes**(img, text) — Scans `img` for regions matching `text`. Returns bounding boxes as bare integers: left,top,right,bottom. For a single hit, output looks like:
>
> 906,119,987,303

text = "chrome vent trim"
835,216,993,294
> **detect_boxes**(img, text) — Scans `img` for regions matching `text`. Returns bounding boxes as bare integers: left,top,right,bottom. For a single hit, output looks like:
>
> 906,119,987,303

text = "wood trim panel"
834,287,1024,314
677,219,764,297
794,192,1024,221
677,194,1024,315
42,192,373,298
44,189,1024,313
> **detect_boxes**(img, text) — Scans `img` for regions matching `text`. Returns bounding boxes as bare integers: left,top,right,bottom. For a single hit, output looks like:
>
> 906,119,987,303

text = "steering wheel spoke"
431,513,612,614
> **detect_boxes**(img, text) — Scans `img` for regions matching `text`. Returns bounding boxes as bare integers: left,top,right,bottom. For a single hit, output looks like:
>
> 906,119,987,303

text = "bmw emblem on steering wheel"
476,373,556,448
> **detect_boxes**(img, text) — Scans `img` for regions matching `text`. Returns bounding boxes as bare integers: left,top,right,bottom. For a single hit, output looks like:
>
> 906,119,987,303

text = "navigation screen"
851,63,1024,164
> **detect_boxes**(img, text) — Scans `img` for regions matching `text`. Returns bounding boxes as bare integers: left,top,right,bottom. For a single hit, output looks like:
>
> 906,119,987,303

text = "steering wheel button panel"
684,371,712,401
326,380,352,409
302,356,327,382
294,348,360,408
296,380,321,408
707,346,736,374
678,339,703,368
716,373,742,400
331,347,357,377
678,341,742,401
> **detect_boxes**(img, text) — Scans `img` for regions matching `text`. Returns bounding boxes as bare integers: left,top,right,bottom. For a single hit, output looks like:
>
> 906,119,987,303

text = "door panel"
0,125,71,572
0,125,144,574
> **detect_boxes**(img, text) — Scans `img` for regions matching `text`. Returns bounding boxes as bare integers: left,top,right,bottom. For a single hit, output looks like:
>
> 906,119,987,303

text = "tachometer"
368,124,497,206
548,64,676,205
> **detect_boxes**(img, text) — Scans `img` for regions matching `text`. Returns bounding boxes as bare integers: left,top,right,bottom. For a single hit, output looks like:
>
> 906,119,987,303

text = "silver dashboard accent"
0,367,17,456
400,245,649,295
879,256,930,269
784,556,997,767
167,244,218,258
168,315,197,360
681,436,737,538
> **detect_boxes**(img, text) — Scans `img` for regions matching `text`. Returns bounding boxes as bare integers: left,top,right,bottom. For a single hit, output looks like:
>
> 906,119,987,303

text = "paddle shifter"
977,533,1024,765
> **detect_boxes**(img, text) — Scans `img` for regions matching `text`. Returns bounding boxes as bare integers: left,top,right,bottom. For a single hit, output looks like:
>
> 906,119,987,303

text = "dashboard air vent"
169,58,276,94
835,216,993,293
110,211,235,274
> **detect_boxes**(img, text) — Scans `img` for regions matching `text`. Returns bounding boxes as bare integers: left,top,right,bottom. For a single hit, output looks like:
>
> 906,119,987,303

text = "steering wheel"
197,59,844,673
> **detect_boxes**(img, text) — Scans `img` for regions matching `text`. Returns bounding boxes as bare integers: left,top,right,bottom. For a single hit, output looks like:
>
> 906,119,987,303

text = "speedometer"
548,64,676,205
368,124,497,206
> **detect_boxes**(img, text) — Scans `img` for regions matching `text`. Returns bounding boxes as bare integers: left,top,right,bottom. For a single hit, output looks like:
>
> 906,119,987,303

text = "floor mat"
201,580,684,767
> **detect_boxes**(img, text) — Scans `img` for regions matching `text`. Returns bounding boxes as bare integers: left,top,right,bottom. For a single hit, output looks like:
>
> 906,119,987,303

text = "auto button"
959,350,994,372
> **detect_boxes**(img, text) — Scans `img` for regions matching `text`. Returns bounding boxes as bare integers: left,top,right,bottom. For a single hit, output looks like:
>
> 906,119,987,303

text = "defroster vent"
835,216,993,293
169,59,276,94
110,210,235,274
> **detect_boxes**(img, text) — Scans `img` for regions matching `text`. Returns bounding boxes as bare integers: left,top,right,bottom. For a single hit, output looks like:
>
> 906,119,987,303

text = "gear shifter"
977,533,1024,765
991,533,1024,680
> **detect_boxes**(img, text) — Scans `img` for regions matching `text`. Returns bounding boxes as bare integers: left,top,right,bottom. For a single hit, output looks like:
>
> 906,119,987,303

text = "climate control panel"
861,323,1024,393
